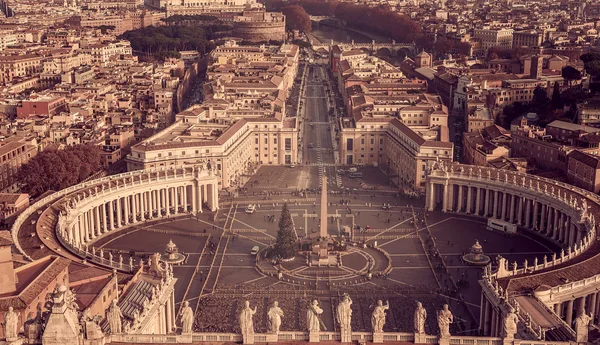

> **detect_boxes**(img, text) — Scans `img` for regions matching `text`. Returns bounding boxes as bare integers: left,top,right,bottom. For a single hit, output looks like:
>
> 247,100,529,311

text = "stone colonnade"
425,163,599,340
427,179,582,248
56,166,219,260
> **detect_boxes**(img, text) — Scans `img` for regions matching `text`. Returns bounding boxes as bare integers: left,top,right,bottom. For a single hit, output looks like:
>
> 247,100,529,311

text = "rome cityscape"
1,0,600,344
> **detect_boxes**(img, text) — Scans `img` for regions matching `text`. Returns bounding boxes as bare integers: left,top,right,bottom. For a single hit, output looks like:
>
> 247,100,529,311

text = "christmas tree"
273,203,297,259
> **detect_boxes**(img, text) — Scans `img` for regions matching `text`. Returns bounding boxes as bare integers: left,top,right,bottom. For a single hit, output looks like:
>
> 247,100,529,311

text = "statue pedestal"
340,330,352,343
414,333,427,344
243,334,255,345
1,339,24,345
309,331,320,343
265,334,278,343
178,334,193,343
503,337,515,345
373,332,384,343
439,336,450,345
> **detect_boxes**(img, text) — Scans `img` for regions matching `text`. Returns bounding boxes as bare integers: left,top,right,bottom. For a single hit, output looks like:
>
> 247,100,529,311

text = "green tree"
434,36,453,56
580,53,600,63
561,66,582,85
282,5,312,32
584,60,600,81
273,203,297,259
551,82,562,109
18,144,102,197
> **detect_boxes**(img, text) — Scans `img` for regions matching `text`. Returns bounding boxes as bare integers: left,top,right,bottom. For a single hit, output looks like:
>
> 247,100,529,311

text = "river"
311,23,374,44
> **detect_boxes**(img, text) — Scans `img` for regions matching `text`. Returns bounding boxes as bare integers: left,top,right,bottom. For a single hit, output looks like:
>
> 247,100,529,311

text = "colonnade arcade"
425,162,599,342
51,166,219,271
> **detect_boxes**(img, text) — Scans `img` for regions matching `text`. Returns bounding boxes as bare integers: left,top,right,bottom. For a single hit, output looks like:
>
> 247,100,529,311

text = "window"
285,138,291,150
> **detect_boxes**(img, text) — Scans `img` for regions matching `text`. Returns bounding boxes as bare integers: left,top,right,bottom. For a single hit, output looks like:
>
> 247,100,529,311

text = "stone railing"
12,166,213,262
549,272,600,295
495,230,595,278
107,332,563,345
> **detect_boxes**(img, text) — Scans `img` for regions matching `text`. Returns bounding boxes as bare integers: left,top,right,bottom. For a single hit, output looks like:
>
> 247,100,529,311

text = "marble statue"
437,304,453,338
239,301,257,341
371,300,389,333
503,307,518,339
3,306,20,341
307,300,324,332
124,321,131,334
132,309,140,326
24,312,42,342
336,293,353,332
107,299,123,334
268,301,284,335
575,312,591,343
180,301,194,334
414,301,427,334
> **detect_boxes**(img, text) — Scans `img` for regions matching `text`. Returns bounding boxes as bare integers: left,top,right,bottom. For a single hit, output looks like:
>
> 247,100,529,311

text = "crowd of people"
192,283,465,335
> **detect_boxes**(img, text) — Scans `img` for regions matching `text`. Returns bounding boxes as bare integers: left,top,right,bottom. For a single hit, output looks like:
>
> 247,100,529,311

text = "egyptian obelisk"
320,176,328,238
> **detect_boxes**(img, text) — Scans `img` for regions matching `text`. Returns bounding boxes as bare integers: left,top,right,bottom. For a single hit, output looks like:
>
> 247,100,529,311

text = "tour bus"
487,218,517,235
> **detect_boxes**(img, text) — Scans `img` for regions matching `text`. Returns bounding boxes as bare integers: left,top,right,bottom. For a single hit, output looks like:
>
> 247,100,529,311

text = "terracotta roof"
0,231,13,247
390,118,425,145
568,150,600,169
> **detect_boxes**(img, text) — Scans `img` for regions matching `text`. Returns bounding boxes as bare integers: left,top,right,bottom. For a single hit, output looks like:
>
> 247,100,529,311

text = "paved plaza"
92,62,559,337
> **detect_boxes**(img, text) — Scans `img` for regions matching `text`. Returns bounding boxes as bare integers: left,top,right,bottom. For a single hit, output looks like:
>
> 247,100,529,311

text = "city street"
302,64,339,189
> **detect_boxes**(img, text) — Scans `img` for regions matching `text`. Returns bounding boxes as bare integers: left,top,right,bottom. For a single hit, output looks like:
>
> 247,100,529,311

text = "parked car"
245,204,256,214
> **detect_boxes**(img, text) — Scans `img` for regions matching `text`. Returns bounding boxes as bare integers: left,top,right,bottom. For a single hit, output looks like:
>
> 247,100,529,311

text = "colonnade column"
552,208,559,240
533,201,539,229
109,200,115,230
198,185,204,213
501,192,507,220
192,184,198,214
182,185,188,213
566,299,574,327
517,197,523,225
484,189,490,216
475,187,482,216
125,196,130,225
457,185,464,212
116,197,122,228
94,206,100,237
102,204,108,233
540,204,547,233
174,187,179,214
466,186,473,214
525,198,531,227
509,194,515,222
140,192,146,221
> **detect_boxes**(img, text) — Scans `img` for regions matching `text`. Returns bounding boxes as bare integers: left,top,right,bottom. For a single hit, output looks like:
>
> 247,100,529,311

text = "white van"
251,246,260,255
245,204,256,214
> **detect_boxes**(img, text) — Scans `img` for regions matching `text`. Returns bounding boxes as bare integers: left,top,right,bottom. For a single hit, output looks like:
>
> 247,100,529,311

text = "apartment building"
474,28,514,52
512,30,543,48
567,150,600,193
0,136,38,192
0,54,44,84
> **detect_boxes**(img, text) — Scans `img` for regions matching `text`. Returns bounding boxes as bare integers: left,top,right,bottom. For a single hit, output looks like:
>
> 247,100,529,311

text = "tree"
282,5,312,32
580,53,600,63
454,41,472,56
584,60,600,81
551,82,562,109
273,203,297,259
562,66,582,86
434,37,453,56
18,144,102,197
532,85,549,107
